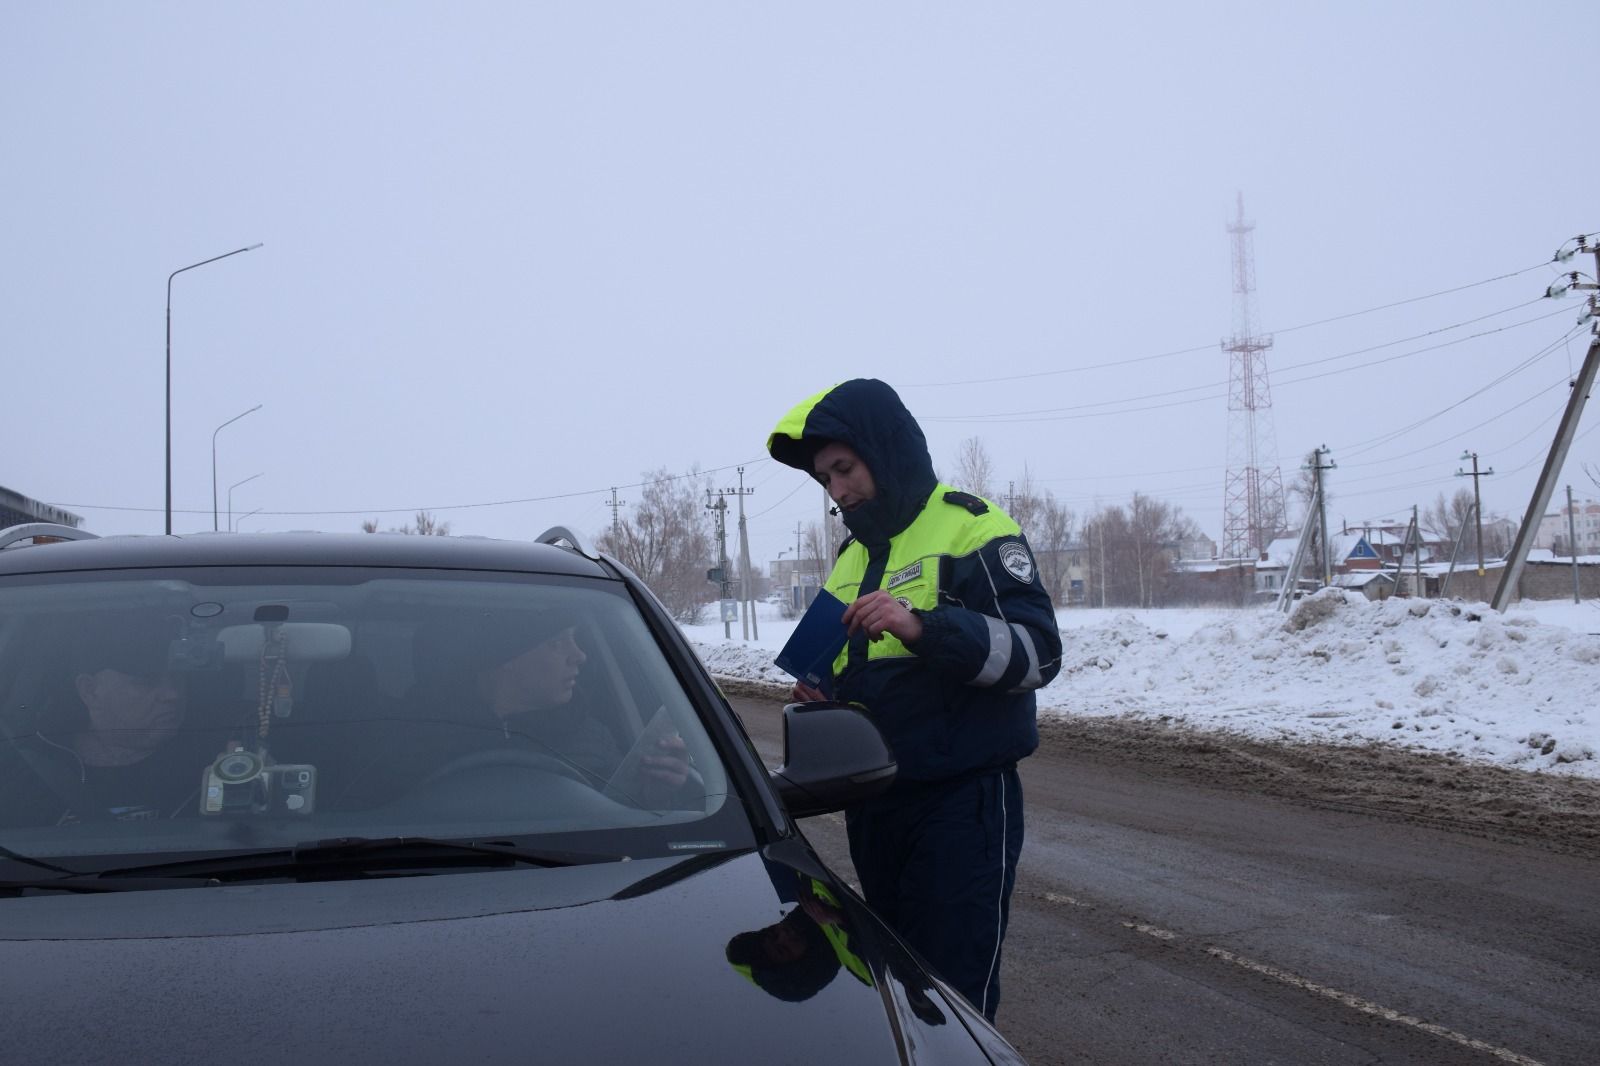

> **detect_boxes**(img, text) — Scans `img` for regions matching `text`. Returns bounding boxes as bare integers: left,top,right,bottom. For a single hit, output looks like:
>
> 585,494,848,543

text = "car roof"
0,531,615,580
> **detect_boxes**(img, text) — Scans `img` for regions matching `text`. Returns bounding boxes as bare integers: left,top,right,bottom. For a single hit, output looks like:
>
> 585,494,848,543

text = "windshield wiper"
88,837,627,884
0,842,83,878
0,873,221,895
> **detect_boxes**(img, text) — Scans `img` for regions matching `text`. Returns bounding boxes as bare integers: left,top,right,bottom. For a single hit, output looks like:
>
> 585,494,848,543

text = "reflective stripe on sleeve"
1007,623,1042,692
972,615,1014,686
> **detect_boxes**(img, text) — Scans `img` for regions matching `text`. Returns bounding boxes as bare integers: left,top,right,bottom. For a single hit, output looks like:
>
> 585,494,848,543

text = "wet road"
730,694,1600,1066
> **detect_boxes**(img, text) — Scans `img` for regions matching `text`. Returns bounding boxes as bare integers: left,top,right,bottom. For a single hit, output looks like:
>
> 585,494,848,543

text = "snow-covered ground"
684,593,1600,779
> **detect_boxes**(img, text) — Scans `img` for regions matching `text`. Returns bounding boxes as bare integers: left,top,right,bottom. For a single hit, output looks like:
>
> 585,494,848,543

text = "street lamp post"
212,404,262,531
228,473,263,532
167,243,262,534
234,508,263,533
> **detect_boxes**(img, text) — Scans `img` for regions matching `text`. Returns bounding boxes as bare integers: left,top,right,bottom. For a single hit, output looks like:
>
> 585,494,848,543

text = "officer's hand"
790,680,829,703
842,590,923,644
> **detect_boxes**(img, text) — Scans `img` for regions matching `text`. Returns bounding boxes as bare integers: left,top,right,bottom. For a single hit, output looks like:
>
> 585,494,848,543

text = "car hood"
0,840,1020,1064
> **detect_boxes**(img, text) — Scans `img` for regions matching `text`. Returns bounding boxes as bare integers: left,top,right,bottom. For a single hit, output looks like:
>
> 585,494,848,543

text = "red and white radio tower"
1220,193,1288,560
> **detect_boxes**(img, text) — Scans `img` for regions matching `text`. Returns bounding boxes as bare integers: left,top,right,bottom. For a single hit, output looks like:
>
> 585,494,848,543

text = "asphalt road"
729,693,1600,1066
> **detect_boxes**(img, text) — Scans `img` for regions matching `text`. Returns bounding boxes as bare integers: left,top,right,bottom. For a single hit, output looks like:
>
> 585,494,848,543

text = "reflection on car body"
0,524,1026,1063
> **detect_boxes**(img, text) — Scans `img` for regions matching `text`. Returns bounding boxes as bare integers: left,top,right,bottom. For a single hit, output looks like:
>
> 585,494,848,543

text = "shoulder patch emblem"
886,561,923,590
998,541,1035,583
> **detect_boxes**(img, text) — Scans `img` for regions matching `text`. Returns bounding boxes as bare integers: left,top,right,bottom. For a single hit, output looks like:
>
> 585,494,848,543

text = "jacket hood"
767,379,937,546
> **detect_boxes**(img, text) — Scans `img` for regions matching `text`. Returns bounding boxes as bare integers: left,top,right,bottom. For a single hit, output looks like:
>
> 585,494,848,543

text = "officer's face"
812,442,876,513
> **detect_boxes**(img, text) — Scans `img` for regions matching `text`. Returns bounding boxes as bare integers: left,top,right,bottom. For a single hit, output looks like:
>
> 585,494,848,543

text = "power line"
904,260,1554,389
1337,376,1571,470
1335,323,1584,459
747,476,810,520
54,457,775,519
924,305,1573,425
1270,267,1549,335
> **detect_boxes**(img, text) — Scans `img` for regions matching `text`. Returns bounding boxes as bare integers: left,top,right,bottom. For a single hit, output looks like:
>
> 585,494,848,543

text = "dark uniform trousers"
847,766,1024,1022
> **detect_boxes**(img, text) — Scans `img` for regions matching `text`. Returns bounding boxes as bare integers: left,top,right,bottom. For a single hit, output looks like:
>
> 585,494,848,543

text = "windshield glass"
0,566,748,870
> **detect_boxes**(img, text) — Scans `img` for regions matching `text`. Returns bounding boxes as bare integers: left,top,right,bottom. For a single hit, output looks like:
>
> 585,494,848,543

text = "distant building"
1257,532,1396,598
1178,533,1217,561
769,557,826,612
1536,498,1600,556
0,485,82,532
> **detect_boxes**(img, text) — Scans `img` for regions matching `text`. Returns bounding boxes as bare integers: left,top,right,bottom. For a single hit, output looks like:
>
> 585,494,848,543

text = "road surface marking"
1205,946,1547,1066
1123,921,1179,940
1046,899,1546,1065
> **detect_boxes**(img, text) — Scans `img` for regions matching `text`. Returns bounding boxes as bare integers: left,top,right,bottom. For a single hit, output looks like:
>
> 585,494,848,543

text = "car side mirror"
770,703,896,819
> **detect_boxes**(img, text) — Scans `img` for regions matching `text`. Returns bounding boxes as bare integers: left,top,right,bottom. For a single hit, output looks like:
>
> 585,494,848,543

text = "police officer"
768,378,1062,1022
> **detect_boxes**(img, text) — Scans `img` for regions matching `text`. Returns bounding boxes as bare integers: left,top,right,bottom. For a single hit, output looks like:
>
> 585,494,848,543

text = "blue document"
774,589,849,696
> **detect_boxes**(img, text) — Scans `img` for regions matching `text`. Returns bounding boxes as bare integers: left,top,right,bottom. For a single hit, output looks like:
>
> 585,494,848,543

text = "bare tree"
1285,448,1324,526
1006,465,1041,535
595,468,714,623
1032,490,1075,606
803,506,847,566
1421,488,1475,543
360,510,451,535
1084,493,1199,607
1482,513,1519,559
954,437,995,500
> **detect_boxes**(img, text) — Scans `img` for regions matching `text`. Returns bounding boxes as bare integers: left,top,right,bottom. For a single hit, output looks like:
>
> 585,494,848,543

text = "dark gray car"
0,525,1024,1064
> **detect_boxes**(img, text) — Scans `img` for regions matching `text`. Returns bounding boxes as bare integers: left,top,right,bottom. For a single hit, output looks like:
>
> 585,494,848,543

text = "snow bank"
1048,591,1599,777
684,594,1600,779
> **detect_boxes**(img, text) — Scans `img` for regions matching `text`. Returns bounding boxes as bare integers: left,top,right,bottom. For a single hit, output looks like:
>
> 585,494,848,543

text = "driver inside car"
341,612,694,809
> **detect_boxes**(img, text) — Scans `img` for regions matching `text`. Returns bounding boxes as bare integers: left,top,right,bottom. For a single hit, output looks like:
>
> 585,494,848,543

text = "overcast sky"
5,2,1597,567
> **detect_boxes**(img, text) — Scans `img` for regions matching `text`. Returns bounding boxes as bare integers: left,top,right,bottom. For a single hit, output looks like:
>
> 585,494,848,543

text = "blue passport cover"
774,589,849,695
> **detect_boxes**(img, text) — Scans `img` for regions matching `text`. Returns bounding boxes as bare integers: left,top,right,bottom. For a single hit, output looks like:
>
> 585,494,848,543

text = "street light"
212,404,262,531
228,473,263,532
167,243,263,534
234,508,263,533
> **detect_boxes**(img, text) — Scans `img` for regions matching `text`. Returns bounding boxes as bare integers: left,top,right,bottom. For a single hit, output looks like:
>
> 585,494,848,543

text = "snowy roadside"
684,592,1600,780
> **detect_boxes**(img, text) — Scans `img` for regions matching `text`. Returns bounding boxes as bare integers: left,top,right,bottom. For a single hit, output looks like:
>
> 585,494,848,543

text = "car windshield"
0,566,750,871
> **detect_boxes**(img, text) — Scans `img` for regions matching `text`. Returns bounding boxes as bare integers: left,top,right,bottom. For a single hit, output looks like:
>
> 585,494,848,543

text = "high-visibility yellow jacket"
769,379,1062,788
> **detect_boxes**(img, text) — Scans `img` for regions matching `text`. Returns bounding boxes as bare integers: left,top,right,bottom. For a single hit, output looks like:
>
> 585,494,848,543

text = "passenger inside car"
6,618,223,825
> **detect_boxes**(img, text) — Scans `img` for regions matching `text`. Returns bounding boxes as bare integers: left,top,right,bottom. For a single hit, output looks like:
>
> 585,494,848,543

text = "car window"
0,566,749,866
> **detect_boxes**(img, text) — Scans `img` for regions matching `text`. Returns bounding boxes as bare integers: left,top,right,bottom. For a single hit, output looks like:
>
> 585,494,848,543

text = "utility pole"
1440,499,1475,600
823,487,838,564
1567,485,1581,604
719,468,756,641
790,521,806,611
1097,521,1107,608
606,487,628,541
705,492,731,640
1495,234,1600,610
1310,446,1337,587
1411,505,1422,596
1455,451,1494,578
